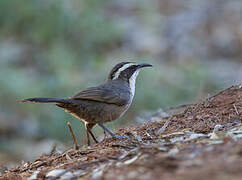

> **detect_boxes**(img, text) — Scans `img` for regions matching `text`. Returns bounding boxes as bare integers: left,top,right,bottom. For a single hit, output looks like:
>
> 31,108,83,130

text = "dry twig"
156,119,170,135
233,104,239,115
67,122,79,150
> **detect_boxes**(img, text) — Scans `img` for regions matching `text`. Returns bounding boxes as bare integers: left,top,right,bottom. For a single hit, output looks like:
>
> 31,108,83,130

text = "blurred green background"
0,0,241,167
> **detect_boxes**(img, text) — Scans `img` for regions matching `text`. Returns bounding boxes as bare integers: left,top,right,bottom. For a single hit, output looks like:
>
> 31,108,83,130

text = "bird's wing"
71,86,129,106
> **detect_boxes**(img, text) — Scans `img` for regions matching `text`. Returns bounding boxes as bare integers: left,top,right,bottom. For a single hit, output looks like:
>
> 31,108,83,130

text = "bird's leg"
103,128,107,139
85,123,98,145
98,124,129,140
98,124,116,137
88,129,99,144
84,124,91,146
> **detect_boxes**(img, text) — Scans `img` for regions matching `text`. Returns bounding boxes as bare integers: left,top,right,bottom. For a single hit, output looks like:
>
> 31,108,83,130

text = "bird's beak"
137,63,153,69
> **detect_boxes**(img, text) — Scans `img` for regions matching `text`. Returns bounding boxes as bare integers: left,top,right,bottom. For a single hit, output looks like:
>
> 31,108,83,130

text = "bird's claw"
103,135,130,141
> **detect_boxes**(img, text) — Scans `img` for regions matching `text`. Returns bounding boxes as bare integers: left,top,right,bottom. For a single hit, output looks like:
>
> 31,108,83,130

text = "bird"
21,62,152,145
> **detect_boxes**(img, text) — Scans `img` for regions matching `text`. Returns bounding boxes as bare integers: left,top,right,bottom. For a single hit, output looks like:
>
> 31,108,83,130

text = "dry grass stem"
67,122,79,150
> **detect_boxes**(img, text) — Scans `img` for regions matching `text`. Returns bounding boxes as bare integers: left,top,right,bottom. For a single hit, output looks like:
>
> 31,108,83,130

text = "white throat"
129,70,140,100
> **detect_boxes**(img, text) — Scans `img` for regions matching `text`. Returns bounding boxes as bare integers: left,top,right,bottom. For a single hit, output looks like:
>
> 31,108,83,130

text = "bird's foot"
113,135,130,140
103,135,130,141
98,124,130,141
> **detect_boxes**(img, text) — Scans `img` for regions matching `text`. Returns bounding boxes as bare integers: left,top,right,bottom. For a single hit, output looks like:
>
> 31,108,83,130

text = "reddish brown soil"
0,85,241,180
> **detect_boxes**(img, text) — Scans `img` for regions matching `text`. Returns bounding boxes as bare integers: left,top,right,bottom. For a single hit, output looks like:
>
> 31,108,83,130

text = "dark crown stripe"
112,62,135,80
109,62,133,80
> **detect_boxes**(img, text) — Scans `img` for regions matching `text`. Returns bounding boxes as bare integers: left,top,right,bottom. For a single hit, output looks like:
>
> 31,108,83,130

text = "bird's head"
107,62,152,98
107,62,152,83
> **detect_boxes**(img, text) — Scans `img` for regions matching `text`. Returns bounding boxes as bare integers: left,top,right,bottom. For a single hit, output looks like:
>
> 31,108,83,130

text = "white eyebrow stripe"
113,63,135,79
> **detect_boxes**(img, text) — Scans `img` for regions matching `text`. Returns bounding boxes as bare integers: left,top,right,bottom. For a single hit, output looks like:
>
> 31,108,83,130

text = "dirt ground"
0,85,241,180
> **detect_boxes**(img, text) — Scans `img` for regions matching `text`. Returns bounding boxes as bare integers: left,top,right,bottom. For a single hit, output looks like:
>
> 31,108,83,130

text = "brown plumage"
21,62,152,145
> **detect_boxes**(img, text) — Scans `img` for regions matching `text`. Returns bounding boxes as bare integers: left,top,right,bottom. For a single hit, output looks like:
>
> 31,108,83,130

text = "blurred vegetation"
0,0,241,166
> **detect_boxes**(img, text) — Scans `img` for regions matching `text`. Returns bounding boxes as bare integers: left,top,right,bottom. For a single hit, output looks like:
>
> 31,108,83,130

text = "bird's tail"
20,97,68,104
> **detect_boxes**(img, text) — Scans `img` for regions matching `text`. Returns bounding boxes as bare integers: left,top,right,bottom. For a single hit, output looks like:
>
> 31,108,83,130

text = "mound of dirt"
1,85,241,180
